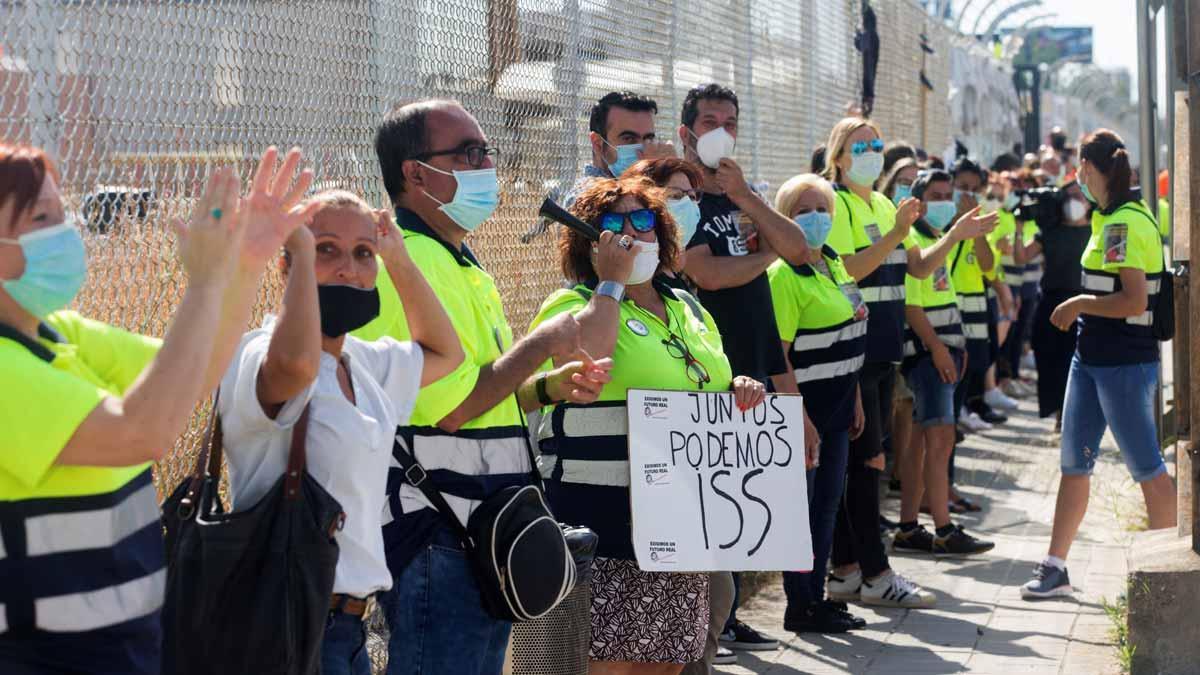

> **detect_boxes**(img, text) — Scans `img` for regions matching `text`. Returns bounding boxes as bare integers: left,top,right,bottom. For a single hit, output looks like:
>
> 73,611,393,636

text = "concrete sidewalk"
718,389,1155,675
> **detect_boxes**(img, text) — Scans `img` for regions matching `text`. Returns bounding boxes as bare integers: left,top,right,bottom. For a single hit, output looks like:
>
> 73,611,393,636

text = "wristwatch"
535,373,554,406
595,280,625,302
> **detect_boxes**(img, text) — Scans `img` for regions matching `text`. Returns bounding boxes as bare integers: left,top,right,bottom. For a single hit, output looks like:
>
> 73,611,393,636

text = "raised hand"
594,229,636,284
715,158,752,201
894,197,920,237
236,146,321,268
176,167,241,286
950,206,998,242
375,208,411,269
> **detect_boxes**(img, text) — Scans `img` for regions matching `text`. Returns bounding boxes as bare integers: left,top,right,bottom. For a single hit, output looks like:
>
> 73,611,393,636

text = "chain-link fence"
1,0,1014,495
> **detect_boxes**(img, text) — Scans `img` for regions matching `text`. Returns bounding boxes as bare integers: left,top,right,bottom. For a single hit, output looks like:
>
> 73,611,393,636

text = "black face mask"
317,284,380,337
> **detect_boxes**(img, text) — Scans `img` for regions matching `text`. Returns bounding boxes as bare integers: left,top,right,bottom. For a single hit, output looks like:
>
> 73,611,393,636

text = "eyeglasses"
597,208,656,234
850,139,885,156
663,333,711,388
665,187,700,203
415,144,500,169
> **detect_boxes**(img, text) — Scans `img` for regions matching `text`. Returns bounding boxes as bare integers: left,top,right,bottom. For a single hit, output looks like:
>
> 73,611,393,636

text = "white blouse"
218,317,423,597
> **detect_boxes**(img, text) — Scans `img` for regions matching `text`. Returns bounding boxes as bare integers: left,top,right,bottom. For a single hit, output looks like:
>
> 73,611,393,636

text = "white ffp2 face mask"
627,240,660,285
693,128,736,169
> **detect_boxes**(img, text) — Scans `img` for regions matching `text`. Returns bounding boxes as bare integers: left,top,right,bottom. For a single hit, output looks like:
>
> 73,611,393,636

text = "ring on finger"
210,208,223,220
618,236,632,250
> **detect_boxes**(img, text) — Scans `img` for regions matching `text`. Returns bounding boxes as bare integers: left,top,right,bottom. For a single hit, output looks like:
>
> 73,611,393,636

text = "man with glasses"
677,82,815,661
354,99,613,675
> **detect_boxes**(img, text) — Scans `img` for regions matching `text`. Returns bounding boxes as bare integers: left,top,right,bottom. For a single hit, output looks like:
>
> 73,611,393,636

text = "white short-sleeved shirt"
219,317,424,597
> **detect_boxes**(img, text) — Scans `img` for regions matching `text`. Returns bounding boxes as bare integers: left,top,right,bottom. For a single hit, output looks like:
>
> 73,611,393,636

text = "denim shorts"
1061,354,1166,482
904,351,962,428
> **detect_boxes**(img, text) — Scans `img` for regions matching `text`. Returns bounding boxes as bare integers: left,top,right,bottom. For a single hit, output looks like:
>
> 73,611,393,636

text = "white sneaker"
1017,380,1037,397
984,388,1019,412
827,568,863,602
1001,380,1026,399
1020,352,1037,372
860,569,937,608
964,412,993,432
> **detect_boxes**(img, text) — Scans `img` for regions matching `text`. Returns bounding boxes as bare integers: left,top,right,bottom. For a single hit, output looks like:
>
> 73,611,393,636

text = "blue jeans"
1061,355,1166,482
381,528,511,675
906,352,963,428
782,429,850,612
322,612,370,675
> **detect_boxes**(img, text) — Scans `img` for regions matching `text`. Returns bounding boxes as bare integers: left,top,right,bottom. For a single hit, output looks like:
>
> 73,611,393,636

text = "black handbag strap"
179,391,313,517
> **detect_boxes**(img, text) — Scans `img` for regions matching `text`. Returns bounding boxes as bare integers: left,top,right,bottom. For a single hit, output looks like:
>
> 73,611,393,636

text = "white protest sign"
627,389,812,572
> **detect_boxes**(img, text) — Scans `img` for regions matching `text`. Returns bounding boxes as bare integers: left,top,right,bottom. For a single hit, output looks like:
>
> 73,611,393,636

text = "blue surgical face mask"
924,200,957,231
1003,193,1019,211
0,220,88,318
603,140,643,177
419,162,500,232
667,197,701,246
846,151,883,187
892,183,912,205
1079,175,1096,204
954,189,980,210
793,210,833,249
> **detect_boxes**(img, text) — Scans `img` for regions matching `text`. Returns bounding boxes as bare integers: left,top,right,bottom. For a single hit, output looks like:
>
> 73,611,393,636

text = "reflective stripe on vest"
860,285,905,303
794,354,866,384
536,401,636,559
904,302,966,357
389,425,533,526
1001,253,1025,285
0,468,165,635
791,317,868,353
957,292,988,341
1081,270,1161,327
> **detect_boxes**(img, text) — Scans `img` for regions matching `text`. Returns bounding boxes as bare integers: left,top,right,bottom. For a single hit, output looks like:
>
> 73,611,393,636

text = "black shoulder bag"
391,335,597,622
161,398,345,675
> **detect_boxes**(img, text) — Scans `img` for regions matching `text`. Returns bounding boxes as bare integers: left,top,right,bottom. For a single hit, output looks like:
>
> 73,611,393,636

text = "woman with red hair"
0,143,316,673
529,177,766,674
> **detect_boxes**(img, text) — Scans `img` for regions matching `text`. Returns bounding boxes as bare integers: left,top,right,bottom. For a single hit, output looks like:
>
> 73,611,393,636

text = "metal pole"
1185,0,1200,554
1138,0,1158,205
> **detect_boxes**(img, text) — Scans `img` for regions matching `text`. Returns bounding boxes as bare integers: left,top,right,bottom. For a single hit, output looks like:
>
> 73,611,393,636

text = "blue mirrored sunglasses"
597,208,657,234
850,139,885,156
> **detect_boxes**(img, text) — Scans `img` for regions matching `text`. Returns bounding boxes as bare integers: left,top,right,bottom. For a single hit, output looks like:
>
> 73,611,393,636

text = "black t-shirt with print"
686,192,787,381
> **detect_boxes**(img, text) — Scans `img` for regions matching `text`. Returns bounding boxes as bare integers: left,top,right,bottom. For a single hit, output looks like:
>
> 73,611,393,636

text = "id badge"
1104,224,1128,264
864,223,882,243
933,265,950,292
840,282,870,321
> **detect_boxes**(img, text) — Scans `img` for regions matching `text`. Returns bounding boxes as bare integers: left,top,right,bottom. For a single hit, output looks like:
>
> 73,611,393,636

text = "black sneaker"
879,515,899,531
821,600,866,629
783,603,861,634
932,524,995,557
975,405,1008,425
892,524,934,554
719,619,779,651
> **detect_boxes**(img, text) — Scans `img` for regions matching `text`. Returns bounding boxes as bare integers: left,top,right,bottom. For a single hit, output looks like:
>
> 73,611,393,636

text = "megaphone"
538,197,601,242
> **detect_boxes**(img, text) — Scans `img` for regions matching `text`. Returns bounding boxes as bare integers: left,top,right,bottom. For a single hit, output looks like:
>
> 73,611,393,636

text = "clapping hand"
951,206,998,242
